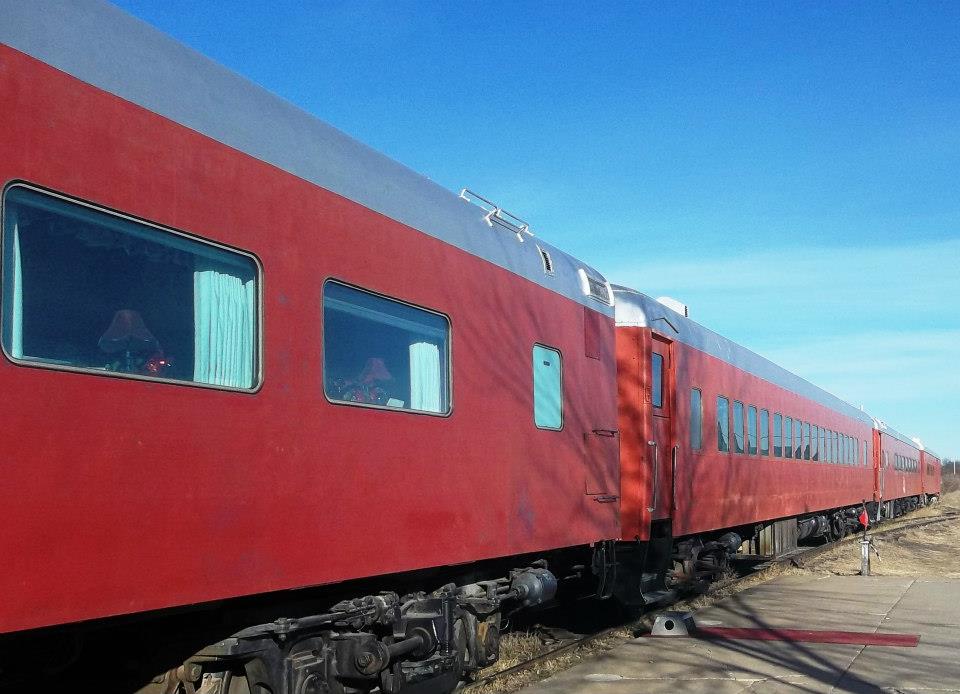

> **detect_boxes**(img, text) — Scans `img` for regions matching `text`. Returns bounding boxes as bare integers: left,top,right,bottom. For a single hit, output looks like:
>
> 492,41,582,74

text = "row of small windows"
690,389,868,466
894,454,919,472
2,185,569,427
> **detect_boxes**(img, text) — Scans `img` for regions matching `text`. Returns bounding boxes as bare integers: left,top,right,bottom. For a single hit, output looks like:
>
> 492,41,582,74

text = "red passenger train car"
0,3,621,691
609,288,936,601
922,448,943,498
0,3,942,694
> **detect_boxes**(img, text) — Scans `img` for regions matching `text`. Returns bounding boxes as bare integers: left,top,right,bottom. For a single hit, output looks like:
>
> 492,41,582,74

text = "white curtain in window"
194,268,255,387
5,210,23,359
409,341,441,412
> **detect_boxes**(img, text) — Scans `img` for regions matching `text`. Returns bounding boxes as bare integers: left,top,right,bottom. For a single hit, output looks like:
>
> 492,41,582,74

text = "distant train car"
874,425,925,516
922,448,943,499
612,288,885,601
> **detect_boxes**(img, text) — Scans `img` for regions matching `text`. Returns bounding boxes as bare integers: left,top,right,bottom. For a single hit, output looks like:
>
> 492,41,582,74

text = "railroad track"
463,509,960,693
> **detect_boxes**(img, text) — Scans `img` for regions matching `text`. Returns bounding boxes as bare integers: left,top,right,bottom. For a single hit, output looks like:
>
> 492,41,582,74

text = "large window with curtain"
322,281,450,415
1,185,258,389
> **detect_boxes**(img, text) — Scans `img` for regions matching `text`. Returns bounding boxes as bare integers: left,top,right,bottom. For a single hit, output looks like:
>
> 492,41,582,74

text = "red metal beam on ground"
690,627,919,647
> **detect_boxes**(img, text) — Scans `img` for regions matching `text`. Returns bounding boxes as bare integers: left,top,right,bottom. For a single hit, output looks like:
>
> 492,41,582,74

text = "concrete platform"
523,575,960,693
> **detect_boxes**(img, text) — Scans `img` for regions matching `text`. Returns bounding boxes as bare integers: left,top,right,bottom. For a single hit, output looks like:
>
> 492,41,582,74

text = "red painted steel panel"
921,451,942,496
0,47,619,634
878,432,923,502
618,326,875,539
616,327,651,540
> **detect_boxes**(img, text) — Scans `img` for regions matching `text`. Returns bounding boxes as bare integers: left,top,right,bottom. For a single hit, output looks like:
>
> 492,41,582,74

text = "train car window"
784,417,793,459
811,425,819,461
532,344,563,429
1,185,259,389
833,431,840,465
690,388,702,450
841,435,847,465
863,440,868,467
324,282,451,415
854,439,859,466
793,419,802,459
802,422,811,460
747,405,758,455
732,401,745,454
773,413,782,456
717,396,730,452
759,409,770,455
651,352,663,408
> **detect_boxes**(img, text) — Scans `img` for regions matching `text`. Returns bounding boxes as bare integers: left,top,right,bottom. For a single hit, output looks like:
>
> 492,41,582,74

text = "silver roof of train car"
0,0,612,315
613,286,877,427
872,420,923,450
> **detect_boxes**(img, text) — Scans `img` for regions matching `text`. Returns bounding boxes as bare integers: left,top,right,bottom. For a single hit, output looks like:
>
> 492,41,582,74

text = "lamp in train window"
98,309,171,376
334,357,395,406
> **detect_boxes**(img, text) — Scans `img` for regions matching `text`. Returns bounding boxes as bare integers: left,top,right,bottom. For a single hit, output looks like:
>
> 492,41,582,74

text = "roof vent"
537,246,554,275
459,188,533,242
577,269,613,305
656,296,689,317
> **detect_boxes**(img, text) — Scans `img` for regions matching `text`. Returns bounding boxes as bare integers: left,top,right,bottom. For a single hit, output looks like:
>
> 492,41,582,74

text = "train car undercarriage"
7,496,936,694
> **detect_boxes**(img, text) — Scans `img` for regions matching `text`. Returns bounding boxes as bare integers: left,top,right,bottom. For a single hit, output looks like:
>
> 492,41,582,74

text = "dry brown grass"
806,492,960,577
942,473,960,494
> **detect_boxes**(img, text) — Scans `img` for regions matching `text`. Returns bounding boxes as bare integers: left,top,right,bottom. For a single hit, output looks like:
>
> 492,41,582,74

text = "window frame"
690,387,703,452
747,405,758,455
733,400,745,454
773,412,783,457
717,395,730,453
531,342,563,430
784,416,793,459
651,351,664,409
759,408,770,456
1,181,264,393
322,278,454,417
793,419,803,459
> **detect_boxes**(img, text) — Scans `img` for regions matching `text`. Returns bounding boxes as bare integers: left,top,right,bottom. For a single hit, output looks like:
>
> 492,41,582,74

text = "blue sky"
113,1,960,458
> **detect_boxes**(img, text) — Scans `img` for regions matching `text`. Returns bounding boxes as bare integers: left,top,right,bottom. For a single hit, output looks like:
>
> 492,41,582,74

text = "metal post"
860,536,871,576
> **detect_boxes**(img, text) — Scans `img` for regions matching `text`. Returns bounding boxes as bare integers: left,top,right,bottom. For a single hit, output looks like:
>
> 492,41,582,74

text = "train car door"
648,335,674,520
873,429,883,503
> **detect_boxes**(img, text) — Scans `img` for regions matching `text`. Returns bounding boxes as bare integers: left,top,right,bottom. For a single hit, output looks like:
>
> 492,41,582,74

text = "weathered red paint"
0,47,619,634
877,431,924,503
921,450,942,496
619,325,878,540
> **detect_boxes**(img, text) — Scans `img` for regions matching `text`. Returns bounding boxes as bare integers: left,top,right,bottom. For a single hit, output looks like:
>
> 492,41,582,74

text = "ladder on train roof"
459,188,534,241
